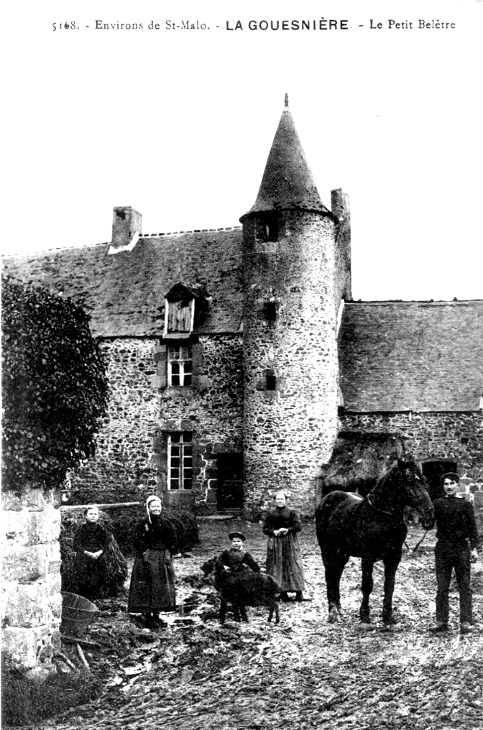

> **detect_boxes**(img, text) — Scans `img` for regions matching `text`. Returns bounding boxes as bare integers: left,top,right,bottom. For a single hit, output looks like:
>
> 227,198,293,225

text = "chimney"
331,189,352,302
110,206,142,253
331,189,350,223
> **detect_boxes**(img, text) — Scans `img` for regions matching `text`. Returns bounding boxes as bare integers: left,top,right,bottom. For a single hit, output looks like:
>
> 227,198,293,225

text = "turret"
240,97,342,514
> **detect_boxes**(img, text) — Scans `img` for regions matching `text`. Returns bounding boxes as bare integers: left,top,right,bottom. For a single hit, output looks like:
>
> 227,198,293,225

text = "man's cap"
229,531,246,541
440,472,460,484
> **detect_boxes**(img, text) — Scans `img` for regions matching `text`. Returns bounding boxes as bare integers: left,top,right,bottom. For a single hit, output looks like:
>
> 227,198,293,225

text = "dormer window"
166,298,194,335
163,282,206,338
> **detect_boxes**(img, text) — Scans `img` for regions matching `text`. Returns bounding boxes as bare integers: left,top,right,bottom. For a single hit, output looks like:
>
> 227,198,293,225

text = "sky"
2,0,482,301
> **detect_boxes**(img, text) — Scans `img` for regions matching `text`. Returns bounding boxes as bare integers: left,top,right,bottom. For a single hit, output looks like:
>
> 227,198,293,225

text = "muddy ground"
32,519,483,730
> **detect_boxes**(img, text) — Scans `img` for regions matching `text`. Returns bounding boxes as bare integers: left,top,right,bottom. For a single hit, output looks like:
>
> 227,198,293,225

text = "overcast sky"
2,0,482,301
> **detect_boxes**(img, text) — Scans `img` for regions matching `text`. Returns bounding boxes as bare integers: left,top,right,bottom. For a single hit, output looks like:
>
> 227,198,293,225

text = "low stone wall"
1,487,62,670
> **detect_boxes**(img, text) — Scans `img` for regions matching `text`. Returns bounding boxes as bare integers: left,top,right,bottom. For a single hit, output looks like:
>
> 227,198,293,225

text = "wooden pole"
61,502,141,510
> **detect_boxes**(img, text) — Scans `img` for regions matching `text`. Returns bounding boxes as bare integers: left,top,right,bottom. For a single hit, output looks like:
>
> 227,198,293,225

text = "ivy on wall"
1,276,109,491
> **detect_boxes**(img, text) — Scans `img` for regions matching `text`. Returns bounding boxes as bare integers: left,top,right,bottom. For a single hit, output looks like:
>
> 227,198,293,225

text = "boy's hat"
440,472,460,484
229,531,246,541
84,505,99,515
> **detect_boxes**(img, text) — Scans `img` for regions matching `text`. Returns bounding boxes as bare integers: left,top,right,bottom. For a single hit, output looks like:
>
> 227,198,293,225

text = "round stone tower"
240,98,341,515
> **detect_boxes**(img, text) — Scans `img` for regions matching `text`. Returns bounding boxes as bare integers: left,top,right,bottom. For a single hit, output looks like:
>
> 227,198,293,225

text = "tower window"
167,432,193,490
168,345,192,386
266,370,277,391
259,214,280,242
263,301,277,321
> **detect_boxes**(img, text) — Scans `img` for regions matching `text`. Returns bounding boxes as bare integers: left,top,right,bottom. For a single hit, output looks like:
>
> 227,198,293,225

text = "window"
166,298,194,335
168,345,192,386
168,433,193,490
162,283,208,338
266,369,277,391
259,213,280,242
263,301,277,321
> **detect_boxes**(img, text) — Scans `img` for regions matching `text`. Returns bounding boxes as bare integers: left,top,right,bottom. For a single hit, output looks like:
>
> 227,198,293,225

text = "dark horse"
316,454,434,626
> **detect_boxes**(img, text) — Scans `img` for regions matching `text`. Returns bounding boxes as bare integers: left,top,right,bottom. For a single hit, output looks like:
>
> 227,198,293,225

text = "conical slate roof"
242,100,330,218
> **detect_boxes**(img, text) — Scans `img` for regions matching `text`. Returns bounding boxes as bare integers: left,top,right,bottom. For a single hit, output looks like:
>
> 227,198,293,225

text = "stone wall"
154,334,244,511
1,487,61,670
67,339,160,504
340,410,483,531
67,335,244,512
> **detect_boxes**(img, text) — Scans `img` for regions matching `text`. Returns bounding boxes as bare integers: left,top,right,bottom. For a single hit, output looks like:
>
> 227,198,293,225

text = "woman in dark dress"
263,491,305,601
128,495,177,627
73,505,109,599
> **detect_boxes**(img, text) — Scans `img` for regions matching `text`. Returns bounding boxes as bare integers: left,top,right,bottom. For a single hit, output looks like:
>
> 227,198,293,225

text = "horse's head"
397,455,434,529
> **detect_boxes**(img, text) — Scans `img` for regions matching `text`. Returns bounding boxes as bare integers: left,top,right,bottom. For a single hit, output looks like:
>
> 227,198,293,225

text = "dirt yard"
33,518,482,730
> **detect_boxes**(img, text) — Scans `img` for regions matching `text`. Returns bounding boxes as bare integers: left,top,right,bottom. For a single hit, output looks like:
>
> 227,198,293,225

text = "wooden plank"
61,635,102,648
61,502,141,510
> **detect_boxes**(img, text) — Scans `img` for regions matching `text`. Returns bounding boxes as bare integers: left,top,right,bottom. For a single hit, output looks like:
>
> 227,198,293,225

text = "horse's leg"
360,558,374,623
323,552,348,622
382,554,401,625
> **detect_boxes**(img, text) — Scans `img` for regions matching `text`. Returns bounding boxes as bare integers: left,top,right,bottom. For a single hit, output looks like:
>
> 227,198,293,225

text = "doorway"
422,458,458,501
216,453,243,510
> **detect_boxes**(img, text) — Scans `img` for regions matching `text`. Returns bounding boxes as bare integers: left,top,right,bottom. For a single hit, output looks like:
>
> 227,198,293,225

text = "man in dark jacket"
430,472,480,634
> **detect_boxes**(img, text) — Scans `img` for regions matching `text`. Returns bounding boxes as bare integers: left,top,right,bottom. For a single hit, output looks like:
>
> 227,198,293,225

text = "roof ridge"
139,226,242,238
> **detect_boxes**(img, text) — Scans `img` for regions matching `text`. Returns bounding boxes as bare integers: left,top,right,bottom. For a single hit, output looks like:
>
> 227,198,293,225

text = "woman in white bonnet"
128,495,177,627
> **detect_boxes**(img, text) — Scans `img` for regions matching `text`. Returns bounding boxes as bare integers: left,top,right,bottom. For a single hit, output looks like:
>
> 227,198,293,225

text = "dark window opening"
263,302,277,322
266,370,277,391
259,214,280,242
263,301,277,321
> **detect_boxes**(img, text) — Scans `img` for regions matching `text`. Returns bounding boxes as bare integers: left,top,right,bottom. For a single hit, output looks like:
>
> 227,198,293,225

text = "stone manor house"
4,101,483,517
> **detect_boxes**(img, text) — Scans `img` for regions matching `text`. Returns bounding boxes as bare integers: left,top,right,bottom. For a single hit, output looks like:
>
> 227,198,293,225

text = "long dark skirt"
73,553,108,600
128,549,176,613
266,534,305,592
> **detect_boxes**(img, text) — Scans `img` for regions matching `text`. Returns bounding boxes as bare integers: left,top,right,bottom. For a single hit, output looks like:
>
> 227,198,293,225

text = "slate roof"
241,107,331,218
339,300,483,412
2,229,244,338
3,242,482,412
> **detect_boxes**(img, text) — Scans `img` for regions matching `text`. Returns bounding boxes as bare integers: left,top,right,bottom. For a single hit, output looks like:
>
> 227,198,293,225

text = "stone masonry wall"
1,487,62,670
242,211,340,517
65,335,244,512
68,339,160,504
153,334,244,511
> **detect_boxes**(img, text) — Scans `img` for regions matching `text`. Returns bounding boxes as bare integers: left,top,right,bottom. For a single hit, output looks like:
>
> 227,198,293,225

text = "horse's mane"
370,458,401,492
